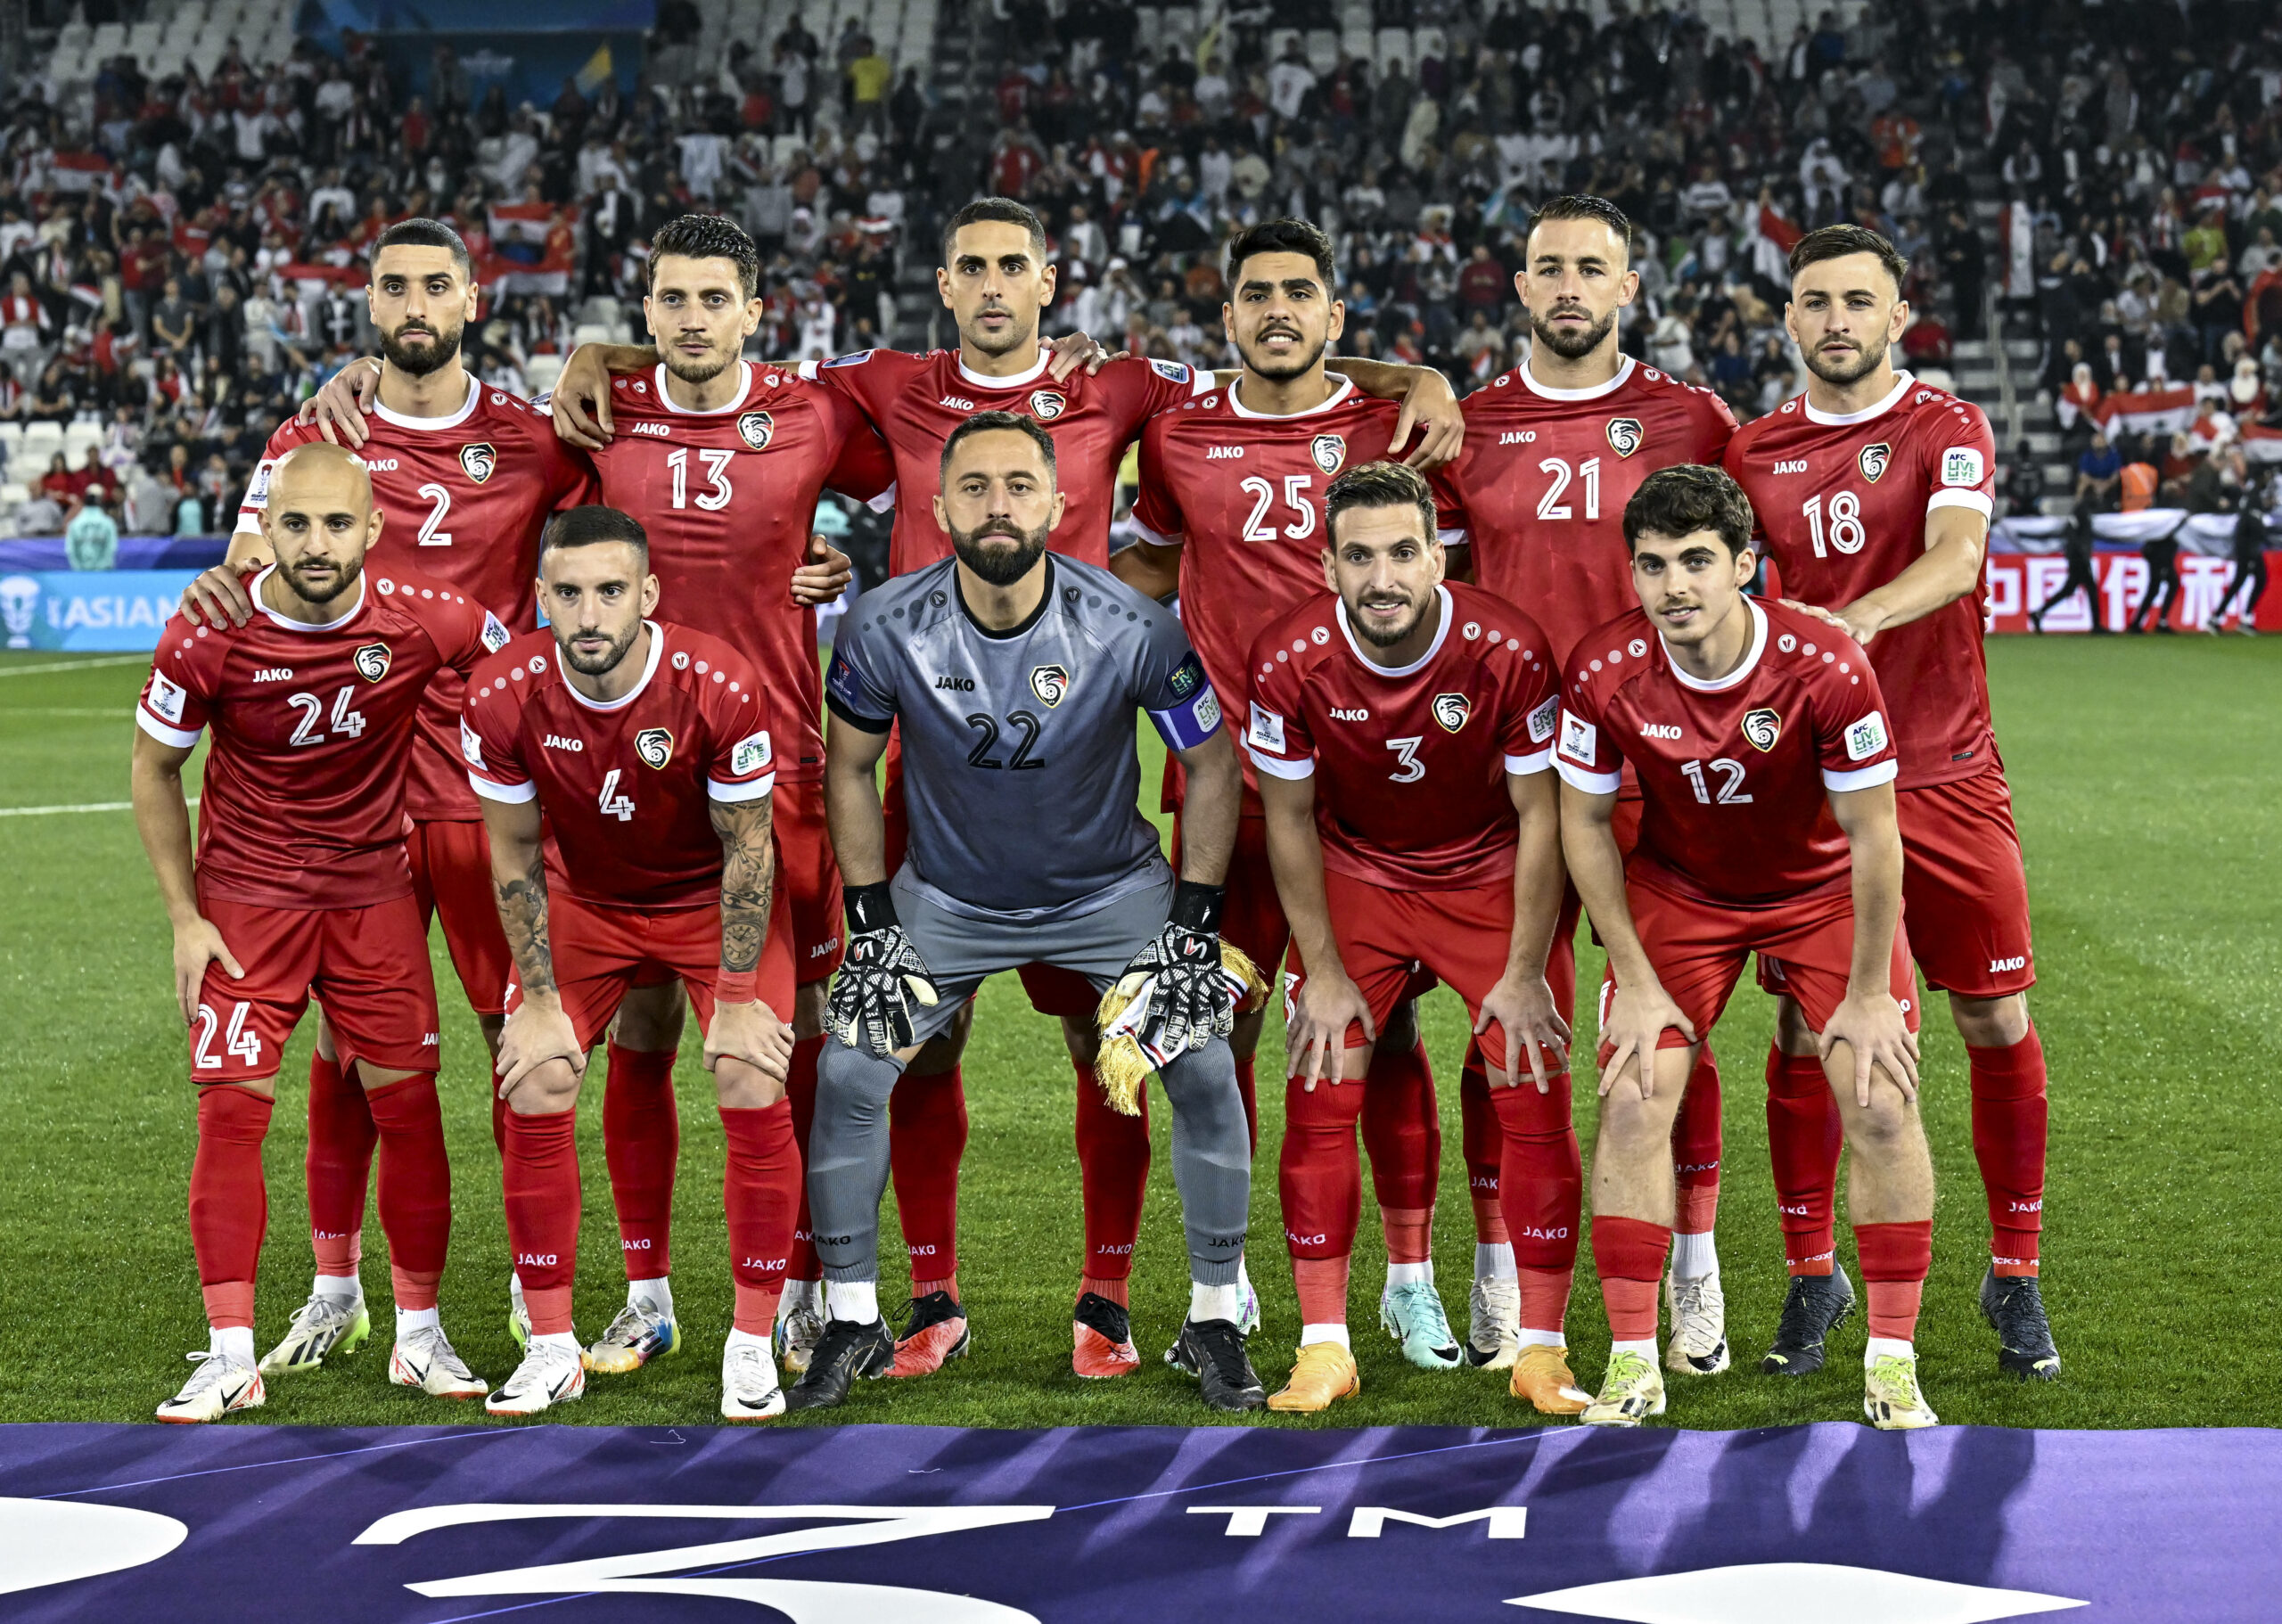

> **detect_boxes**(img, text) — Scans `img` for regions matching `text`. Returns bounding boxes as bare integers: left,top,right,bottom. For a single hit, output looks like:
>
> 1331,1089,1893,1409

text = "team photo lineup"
128,186,2072,1436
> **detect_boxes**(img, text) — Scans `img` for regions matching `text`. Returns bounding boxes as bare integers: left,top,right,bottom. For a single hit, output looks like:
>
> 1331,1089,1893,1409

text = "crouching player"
132,443,508,1420
464,505,802,1420
1555,465,1939,1430
1244,463,1583,1413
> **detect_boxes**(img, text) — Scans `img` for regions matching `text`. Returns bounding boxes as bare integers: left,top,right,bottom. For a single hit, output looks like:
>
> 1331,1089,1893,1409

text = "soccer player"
130,444,509,1421
464,505,801,1418
175,218,588,1374
541,199,1461,1382
1120,219,1473,1373
1440,195,1740,1376
1554,464,1939,1431
791,412,1260,1415
1243,463,1579,1413
1725,225,2060,1381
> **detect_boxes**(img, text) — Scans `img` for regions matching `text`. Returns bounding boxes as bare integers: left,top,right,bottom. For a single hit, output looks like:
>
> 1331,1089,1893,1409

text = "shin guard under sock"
1766,1045,1843,1275
720,1099,800,1336
1968,1028,2049,1275
603,1044,679,1284
305,1050,373,1278
363,1074,451,1311
1072,1058,1148,1292
888,1063,967,1289
192,1085,275,1330
502,1109,580,1337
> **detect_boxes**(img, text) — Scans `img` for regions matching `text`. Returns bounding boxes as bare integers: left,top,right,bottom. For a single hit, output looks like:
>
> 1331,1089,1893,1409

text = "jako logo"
935,675,974,691
1330,706,1368,721
363,457,400,472
251,667,292,682
543,734,585,751
629,422,670,436
1516,1226,1571,1241
515,1252,558,1267
940,395,975,410
1206,446,1244,459
1285,1230,1328,1246
1639,722,1683,739
621,1239,651,1251
1990,956,2027,972
1774,459,1810,473
1498,430,1537,445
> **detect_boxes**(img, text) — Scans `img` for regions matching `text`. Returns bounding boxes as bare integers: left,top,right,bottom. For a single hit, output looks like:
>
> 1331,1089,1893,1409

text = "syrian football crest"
1030,664,1071,707
1858,442,1892,482
1741,707,1783,752
1029,390,1067,422
1605,416,1646,457
736,410,775,451
1432,693,1472,733
460,443,497,484
634,726,675,769
352,642,390,682
1310,433,1346,474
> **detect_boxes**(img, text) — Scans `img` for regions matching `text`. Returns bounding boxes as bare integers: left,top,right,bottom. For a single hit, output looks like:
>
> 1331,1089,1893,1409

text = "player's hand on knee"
791,534,854,605
177,562,259,628
706,997,793,1082
1478,971,1572,1094
1597,983,1694,1101
1287,970,1372,1093
1820,991,1920,1107
829,894,940,1059
497,998,587,1101
295,356,379,448
171,915,244,1024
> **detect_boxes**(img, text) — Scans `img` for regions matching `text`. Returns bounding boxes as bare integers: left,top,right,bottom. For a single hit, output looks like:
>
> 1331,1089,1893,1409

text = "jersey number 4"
598,768,636,821
286,687,367,746
193,1001,262,1070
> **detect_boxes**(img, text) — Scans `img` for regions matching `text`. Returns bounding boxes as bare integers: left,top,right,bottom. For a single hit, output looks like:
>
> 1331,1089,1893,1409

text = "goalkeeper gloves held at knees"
827,882,941,1058
1109,879,1233,1062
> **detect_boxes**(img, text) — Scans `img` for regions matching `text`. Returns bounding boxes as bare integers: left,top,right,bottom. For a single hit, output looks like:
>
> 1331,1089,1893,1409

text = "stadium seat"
1268,28,1300,62
90,22,126,55
1414,26,1446,61
1164,6,1198,46
572,323,616,349
1305,29,1339,74
0,482,27,508
524,354,565,395
1375,28,1410,73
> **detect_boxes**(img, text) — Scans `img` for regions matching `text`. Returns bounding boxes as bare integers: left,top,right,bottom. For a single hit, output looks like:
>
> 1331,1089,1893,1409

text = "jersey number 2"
965,711,1045,770
1679,758,1753,804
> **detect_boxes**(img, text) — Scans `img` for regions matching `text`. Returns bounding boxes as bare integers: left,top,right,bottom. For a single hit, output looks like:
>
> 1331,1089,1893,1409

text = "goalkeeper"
793,413,1265,1415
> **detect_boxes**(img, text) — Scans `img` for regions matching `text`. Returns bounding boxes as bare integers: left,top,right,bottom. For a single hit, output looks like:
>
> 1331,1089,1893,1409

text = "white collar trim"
655,360,751,414
1663,597,1767,693
559,619,664,711
1337,582,1453,678
957,350,1051,389
1518,352,1635,401
1228,374,1356,418
1802,370,1914,426
371,372,480,431
252,563,366,632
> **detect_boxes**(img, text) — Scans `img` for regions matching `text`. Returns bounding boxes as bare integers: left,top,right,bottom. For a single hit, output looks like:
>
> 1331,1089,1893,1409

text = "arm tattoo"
712,798,776,975
493,848,556,999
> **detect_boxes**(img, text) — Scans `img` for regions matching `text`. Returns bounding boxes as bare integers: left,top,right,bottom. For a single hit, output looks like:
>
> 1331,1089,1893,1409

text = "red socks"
1670,1047,1722,1234
1766,1045,1843,1275
1969,1028,2048,1275
888,1062,966,1291
1278,1074,1367,1269
1592,1215,1670,1342
785,1033,825,1284
1072,1058,1149,1294
304,1049,373,1278
502,1108,580,1336
1457,1047,1506,1242
1857,1218,1933,1341
363,1074,451,1312
1291,1254,1350,1327
603,1044,678,1286
1359,1039,1439,1213
191,1085,274,1330
1484,1069,1581,1333
720,1100,800,1336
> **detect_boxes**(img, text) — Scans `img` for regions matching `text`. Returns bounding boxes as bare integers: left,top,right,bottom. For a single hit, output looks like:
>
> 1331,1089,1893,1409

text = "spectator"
2075,430,2122,511
64,485,119,570
150,276,195,358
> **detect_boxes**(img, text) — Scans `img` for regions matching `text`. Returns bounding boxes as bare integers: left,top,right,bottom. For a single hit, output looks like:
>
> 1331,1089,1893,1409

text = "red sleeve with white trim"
1810,649,1900,792
1243,626,1317,781
460,652,535,803
1551,651,1623,795
698,646,777,802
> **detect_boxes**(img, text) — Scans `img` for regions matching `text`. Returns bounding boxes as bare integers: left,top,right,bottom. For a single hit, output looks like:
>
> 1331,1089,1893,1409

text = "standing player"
1726,225,2060,1381
1243,463,1580,1413
543,198,1462,1379
791,414,1260,1415
1554,465,1938,1431
176,218,589,1374
1440,196,1740,1377
130,445,508,1420
464,506,802,1418
1121,220,1473,1372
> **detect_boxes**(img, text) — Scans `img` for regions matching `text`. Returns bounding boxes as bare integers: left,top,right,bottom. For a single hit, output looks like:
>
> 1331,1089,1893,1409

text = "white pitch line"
0,654,152,677
0,707,135,717
0,795,197,818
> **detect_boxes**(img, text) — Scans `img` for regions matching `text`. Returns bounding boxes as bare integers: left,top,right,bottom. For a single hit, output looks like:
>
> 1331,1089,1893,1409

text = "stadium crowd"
4,0,2280,544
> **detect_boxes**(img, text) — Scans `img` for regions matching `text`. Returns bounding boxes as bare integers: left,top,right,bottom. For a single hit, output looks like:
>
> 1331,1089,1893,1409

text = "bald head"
259,441,384,612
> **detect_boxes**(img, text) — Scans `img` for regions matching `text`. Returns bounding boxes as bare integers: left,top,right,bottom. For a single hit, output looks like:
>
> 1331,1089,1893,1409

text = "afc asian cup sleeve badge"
1310,433,1347,474
1605,416,1646,457
1858,442,1892,482
736,410,776,451
459,443,497,484
1432,692,1472,733
147,671,188,724
480,611,511,652
459,718,487,769
1030,663,1071,707
352,642,391,683
1029,390,1067,422
634,726,676,768
1741,706,1783,751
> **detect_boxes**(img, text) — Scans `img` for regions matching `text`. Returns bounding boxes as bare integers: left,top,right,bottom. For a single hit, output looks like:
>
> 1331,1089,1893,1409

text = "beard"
1242,325,1327,381
281,552,362,607
949,516,1049,586
561,620,642,677
1531,304,1616,360
1802,339,1884,387
963,301,1035,357
380,315,464,378
1348,590,1432,647
662,341,736,385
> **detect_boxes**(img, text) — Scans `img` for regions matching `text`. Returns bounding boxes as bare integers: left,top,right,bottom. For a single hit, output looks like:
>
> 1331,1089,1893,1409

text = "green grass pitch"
0,635,2274,1431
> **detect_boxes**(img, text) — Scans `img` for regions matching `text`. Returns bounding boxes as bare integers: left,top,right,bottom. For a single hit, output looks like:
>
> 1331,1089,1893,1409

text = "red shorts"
1613,876,1919,1054
511,888,797,1052
1287,872,1529,1062
191,892,439,1082
1897,768,2035,998
775,775,844,983
408,817,512,1016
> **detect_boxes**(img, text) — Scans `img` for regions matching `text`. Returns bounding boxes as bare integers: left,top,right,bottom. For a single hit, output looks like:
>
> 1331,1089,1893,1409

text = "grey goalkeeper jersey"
826,554,1224,922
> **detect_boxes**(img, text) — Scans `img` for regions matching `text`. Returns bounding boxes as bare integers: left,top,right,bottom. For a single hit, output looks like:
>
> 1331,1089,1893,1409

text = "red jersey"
1722,372,1998,788
577,360,891,784
460,622,776,911
1446,355,1736,666
800,347,1209,574
1552,597,1900,906
136,563,509,910
1244,581,1559,890
236,374,590,821
1131,377,1466,786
